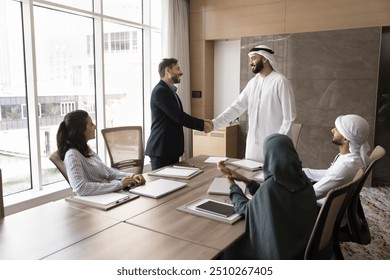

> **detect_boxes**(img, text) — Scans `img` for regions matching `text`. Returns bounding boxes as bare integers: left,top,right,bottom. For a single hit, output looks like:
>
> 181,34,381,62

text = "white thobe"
303,152,365,200
213,71,296,162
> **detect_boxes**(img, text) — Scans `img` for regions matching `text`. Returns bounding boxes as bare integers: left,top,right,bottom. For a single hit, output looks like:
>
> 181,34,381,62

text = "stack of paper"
228,159,263,171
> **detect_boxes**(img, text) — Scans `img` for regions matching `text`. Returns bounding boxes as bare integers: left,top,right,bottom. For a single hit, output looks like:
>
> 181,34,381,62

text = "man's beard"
172,75,181,83
252,61,264,74
332,139,343,146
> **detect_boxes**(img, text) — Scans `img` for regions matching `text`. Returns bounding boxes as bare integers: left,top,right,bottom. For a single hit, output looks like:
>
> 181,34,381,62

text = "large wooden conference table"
0,155,251,260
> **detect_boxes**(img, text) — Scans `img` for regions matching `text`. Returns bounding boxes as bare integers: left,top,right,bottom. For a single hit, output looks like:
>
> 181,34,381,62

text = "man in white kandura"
303,114,370,200
211,45,296,163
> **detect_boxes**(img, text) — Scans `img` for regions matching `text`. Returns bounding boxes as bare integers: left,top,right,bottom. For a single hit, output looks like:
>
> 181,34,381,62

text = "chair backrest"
305,168,364,260
291,123,302,149
341,145,386,244
0,168,4,218
101,126,144,174
49,150,69,183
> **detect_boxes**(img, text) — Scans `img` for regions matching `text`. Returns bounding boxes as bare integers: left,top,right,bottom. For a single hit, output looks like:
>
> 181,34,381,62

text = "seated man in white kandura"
303,114,370,200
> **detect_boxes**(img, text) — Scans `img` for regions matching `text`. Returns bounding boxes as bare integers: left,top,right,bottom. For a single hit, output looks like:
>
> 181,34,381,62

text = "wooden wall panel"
204,2,286,40
189,12,204,41
189,0,390,122
190,0,206,13
189,40,214,119
204,0,282,11
189,41,205,106
286,0,390,33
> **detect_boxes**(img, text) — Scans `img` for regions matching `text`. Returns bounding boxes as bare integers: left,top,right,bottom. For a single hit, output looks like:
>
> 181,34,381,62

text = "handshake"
203,119,214,133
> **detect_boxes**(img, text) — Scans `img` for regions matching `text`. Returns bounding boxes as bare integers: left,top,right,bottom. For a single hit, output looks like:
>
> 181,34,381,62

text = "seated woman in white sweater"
56,110,145,196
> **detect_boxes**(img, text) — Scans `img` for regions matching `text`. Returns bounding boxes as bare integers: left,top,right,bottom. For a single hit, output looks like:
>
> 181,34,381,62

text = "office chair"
0,168,4,218
49,150,69,183
101,126,144,174
291,123,302,149
339,145,386,245
304,168,364,260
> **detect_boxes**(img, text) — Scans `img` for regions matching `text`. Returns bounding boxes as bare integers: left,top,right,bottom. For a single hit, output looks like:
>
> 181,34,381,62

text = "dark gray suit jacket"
145,80,204,158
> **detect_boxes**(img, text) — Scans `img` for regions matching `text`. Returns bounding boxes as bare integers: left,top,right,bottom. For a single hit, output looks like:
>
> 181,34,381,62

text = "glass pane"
143,29,162,164
103,21,143,127
150,0,162,28
103,0,142,23
43,0,93,11
0,0,31,195
34,6,96,186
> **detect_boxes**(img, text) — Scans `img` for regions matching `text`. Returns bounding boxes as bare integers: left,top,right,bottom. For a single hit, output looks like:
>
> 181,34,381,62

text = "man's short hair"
158,58,178,78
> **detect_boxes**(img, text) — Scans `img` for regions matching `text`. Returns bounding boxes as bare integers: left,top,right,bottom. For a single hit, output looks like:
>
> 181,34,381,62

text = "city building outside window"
0,0,161,197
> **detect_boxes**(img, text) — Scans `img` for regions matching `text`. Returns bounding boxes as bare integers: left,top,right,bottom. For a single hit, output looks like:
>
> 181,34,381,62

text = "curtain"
162,0,192,159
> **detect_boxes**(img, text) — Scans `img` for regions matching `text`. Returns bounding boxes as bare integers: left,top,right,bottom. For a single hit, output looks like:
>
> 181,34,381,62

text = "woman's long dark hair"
57,110,92,160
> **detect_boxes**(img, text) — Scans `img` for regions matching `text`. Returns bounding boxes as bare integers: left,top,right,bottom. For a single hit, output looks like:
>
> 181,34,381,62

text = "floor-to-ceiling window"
103,22,143,128
0,0,30,194
0,0,161,197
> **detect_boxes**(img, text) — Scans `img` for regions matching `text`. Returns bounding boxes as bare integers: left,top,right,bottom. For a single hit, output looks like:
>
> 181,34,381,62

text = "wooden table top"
0,201,119,259
43,222,220,260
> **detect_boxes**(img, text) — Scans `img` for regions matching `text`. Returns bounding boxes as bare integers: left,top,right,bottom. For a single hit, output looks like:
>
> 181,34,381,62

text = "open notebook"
65,192,139,210
129,178,187,198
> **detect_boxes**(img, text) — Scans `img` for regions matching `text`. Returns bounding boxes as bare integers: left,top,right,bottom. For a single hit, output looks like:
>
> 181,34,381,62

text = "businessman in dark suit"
145,58,213,170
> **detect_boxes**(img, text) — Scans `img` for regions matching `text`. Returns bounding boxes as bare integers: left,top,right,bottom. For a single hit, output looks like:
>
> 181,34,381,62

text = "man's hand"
203,119,214,133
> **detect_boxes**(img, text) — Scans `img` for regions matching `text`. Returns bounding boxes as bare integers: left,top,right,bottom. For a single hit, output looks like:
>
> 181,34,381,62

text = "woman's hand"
121,174,146,189
132,174,146,186
217,161,250,184
121,176,138,188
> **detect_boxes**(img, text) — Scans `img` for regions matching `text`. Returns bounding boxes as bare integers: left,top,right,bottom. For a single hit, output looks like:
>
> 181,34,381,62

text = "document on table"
204,156,228,163
149,166,203,179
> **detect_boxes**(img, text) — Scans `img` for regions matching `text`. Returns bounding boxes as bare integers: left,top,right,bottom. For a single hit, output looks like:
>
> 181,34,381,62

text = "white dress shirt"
303,152,364,200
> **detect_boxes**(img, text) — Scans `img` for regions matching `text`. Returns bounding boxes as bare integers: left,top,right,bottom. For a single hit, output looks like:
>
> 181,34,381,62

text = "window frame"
1,0,160,198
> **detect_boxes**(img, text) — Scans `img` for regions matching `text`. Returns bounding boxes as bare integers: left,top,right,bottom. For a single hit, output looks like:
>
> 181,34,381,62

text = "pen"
172,165,200,170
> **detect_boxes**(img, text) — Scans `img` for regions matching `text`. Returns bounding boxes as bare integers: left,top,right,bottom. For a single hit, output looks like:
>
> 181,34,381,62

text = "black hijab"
262,133,311,192
244,133,317,259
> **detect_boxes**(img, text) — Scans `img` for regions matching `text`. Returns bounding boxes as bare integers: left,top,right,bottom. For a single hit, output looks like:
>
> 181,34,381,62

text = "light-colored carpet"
341,185,390,260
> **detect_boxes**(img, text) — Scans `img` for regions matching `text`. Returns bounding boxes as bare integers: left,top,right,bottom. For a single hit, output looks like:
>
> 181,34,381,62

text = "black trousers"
149,156,179,171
